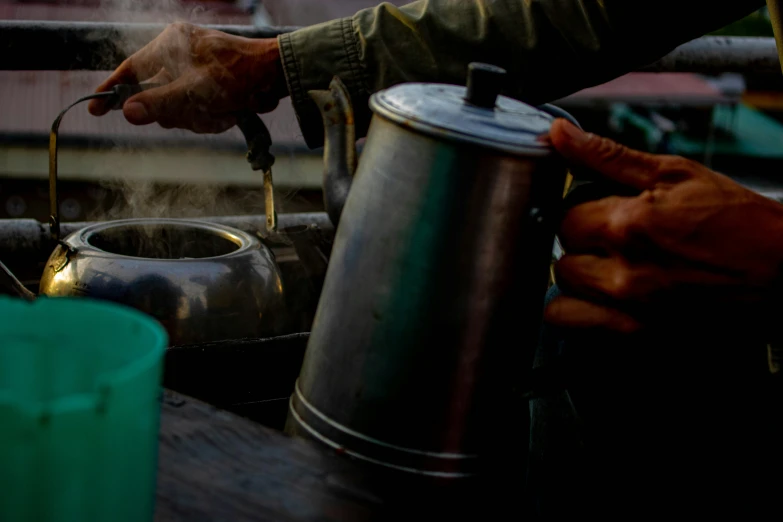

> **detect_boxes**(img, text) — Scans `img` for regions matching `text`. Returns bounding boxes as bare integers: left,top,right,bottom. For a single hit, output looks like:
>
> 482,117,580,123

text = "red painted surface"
562,73,728,104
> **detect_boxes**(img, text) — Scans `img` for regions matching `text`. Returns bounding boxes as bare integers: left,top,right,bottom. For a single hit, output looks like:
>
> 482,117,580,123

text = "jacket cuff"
278,17,369,150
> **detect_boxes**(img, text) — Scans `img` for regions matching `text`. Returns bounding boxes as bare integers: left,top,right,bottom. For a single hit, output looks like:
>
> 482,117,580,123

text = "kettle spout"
309,77,357,227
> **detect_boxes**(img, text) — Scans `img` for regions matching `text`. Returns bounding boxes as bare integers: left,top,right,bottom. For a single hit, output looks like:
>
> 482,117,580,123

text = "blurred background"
0,1,781,222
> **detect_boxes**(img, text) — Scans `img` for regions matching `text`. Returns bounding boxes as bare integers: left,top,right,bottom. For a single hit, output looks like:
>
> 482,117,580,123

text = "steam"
81,0,292,243
86,0,218,71
89,179,267,222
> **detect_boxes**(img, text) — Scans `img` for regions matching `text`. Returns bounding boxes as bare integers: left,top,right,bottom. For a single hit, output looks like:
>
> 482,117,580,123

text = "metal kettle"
39,218,285,346
33,85,286,347
286,63,571,479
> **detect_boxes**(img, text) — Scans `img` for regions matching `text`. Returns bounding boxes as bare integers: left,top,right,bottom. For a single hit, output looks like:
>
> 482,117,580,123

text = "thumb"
550,118,661,190
123,78,189,125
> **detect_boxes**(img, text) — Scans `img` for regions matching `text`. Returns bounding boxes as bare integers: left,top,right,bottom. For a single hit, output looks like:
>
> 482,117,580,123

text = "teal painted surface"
611,103,783,159
671,104,783,158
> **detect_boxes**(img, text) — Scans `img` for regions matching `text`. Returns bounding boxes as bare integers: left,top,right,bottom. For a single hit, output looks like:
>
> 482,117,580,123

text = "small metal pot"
35,87,288,346
39,218,285,346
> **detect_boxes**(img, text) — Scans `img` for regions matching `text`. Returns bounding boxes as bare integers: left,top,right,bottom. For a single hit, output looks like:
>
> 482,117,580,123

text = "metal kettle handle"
48,84,277,241
235,111,277,232
48,83,163,241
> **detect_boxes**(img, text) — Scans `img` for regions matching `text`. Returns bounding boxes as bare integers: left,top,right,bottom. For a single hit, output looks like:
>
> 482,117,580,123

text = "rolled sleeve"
279,0,764,150
278,17,369,149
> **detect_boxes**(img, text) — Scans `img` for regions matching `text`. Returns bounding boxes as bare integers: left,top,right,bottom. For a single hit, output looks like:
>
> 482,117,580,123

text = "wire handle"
48,84,277,240
49,83,163,241
49,91,113,241
235,111,277,232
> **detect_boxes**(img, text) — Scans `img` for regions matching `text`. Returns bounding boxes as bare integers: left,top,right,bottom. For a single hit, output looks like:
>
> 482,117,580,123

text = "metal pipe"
638,36,781,74
0,260,36,301
0,213,334,264
0,20,300,71
0,20,780,74
59,212,334,244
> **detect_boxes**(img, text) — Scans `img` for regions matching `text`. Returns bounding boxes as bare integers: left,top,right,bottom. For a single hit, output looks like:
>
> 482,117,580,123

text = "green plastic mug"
0,297,167,522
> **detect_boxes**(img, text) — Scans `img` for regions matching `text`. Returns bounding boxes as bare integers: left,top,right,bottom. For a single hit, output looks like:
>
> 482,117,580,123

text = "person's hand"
545,119,783,336
88,22,287,134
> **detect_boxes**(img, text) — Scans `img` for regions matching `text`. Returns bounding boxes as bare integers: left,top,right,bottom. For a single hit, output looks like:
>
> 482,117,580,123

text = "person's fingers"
156,108,237,134
555,254,671,305
544,295,642,333
146,68,175,85
554,254,741,304
558,196,647,253
122,76,194,125
556,255,636,302
88,48,165,116
92,68,175,117
558,197,616,252
88,60,141,116
550,119,663,190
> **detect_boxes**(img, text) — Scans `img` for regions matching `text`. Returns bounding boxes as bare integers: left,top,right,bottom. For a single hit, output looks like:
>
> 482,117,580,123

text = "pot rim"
70,217,258,262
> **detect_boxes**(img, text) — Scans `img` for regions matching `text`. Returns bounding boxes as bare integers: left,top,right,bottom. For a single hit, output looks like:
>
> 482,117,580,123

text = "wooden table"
156,390,385,522
155,391,507,521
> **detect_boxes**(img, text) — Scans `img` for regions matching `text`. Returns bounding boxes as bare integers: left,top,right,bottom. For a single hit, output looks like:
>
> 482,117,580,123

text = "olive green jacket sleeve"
278,0,763,149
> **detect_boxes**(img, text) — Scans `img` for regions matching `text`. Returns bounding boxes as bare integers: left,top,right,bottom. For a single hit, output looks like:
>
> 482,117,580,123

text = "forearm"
279,0,763,148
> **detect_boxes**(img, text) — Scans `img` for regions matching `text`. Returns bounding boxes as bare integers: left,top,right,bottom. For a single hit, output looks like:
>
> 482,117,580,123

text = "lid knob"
465,63,507,109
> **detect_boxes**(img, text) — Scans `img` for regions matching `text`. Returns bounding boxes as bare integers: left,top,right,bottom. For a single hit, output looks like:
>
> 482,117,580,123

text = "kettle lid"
370,63,554,156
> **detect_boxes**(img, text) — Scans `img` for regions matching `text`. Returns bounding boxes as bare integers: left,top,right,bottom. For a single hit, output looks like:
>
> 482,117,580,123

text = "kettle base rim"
286,381,479,479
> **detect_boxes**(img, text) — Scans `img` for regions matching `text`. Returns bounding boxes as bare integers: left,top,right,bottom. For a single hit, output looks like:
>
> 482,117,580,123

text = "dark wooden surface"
164,334,310,430
155,390,516,521
156,390,386,522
